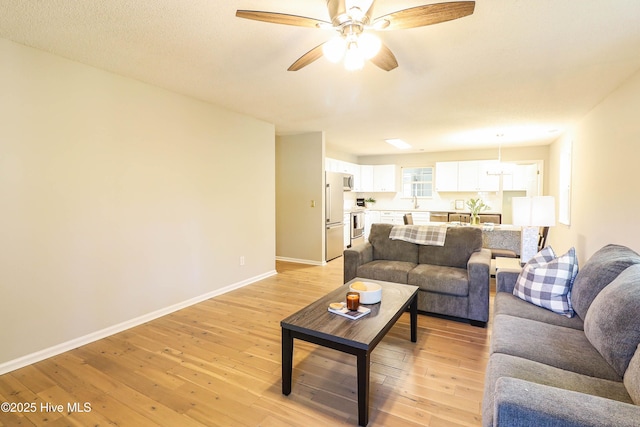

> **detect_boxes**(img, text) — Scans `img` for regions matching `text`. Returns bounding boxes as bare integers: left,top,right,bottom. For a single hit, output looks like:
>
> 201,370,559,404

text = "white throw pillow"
513,247,579,317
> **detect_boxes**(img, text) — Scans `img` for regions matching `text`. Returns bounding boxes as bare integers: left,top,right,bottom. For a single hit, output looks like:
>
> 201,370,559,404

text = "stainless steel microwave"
343,174,354,191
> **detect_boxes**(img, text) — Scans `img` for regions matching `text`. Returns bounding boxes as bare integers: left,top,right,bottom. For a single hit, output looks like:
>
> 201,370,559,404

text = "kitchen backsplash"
344,190,503,213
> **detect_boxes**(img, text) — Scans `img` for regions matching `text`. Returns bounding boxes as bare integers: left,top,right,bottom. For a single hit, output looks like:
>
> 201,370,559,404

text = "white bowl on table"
349,281,382,304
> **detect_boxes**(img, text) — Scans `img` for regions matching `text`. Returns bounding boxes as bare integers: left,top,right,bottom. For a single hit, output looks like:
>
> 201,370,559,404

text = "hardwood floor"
0,258,492,426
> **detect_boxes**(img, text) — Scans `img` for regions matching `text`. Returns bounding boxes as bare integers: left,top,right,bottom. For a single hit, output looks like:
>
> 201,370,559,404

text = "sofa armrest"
496,270,521,293
493,377,640,427
467,248,491,323
343,242,373,283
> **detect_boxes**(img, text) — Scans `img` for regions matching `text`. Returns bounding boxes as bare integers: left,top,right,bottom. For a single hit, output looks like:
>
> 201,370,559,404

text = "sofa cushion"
491,314,621,381
624,345,640,405
356,260,416,284
482,353,633,427
408,264,469,296
571,244,640,319
584,264,640,378
418,226,482,269
494,292,584,330
368,223,419,263
513,247,578,317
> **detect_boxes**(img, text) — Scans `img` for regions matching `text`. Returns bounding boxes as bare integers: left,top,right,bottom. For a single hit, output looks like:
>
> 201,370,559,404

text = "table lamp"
512,196,556,263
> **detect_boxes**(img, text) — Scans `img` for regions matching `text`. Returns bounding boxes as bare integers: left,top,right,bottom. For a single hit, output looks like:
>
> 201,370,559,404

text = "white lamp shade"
358,33,381,59
323,36,347,63
344,43,365,71
512,196,556,226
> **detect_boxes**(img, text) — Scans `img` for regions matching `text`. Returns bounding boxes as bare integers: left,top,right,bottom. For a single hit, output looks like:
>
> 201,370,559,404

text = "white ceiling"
2,0,640,155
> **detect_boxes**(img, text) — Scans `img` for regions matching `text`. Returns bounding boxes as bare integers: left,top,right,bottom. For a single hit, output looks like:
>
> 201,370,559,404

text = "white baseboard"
0,270,277,375
275,256,326,266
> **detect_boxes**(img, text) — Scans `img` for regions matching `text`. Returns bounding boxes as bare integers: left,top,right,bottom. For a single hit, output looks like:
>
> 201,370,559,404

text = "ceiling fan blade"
288,43,326,71
236,10,330,29
372,1,475,30
362,0,377,24
369,43,398,71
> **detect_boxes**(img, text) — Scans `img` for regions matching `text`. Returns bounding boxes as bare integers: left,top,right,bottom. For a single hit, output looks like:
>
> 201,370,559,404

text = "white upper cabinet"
326,158,363,191
456,161,480,191
326,158,356,174
357,164,396,192
355,165,373,192
372,165,396,192
325,157,339,172
436,160,500,192
503,163,537,191
479,161,501,191
435,162,459,192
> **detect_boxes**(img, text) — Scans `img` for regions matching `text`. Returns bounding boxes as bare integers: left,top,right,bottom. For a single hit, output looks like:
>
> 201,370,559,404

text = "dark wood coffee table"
281,278,419,426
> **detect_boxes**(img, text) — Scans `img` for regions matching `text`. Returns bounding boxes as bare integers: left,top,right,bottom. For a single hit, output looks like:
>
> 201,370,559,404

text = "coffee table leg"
357,351,370,426
282,328,293,395
410,295,417,343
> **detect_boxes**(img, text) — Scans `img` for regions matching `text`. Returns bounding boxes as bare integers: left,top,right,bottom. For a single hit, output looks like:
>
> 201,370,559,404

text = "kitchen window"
402,167,433,198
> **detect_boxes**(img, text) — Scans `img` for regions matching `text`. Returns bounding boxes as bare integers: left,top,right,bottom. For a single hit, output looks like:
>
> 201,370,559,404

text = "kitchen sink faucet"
412,195,419,209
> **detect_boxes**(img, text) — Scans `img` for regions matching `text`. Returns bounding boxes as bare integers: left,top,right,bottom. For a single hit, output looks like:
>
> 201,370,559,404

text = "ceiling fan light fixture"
236,1,476,72
345,0,374,22
358,33,381,59
323,36,347,63
344,42,364,71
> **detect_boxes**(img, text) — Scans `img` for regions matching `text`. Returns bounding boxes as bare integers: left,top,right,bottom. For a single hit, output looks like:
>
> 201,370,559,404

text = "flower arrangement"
466,198,490,224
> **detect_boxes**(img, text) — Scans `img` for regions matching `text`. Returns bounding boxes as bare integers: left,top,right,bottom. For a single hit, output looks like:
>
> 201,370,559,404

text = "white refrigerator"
325,171,346,261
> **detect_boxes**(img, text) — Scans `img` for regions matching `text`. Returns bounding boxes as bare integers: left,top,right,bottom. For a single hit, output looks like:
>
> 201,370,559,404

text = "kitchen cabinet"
327,159,396,192
373,165,396,192
456,162,480,191
356,165,373,192
410,212,431,225
435,160,499,192
503,163,537,191
435,162,459,192
326,158,359,176
477,161,500,191
429,211,449,222
358,164,396,192
379,211,403,225
375,210,431,226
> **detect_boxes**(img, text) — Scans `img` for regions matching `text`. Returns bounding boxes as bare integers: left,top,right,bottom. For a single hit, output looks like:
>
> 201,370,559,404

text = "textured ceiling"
1,0,640,155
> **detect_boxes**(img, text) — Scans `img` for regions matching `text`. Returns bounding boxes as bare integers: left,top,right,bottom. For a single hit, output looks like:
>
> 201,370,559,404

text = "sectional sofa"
483,244,640,426
343,223,491,326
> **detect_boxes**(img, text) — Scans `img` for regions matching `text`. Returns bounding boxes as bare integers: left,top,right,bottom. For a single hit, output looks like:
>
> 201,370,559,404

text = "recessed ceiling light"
385,138,411,149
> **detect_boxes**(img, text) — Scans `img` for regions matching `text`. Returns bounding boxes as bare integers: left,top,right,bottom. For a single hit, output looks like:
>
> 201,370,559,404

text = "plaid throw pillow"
513,247,579,317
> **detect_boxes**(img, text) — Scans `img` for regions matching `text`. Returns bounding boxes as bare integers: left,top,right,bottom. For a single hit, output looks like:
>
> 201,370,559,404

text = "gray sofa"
344,223,491,327
483,244,640,426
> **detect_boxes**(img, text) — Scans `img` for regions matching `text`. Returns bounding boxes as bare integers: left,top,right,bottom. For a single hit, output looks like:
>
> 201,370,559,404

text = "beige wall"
0,39,276,370
276,133,325,264
547,68,640,264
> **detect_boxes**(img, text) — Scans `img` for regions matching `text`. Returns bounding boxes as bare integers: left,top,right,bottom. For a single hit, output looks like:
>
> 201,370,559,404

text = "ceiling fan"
236,0,475,71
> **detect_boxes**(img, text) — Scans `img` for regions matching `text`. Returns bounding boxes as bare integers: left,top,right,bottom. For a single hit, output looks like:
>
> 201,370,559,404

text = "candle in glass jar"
346,292,360,311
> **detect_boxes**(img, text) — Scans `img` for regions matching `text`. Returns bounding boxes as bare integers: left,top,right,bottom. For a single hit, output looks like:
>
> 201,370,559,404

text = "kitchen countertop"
349,208,503,214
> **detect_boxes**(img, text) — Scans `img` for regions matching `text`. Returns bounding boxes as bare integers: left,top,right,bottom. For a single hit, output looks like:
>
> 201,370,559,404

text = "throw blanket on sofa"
389,225,447,246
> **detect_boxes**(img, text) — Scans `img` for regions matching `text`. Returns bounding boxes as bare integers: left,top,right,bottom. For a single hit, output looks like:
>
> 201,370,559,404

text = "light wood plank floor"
0,258,493,426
